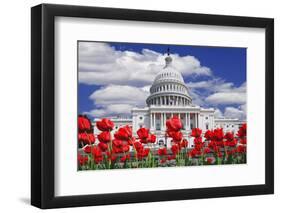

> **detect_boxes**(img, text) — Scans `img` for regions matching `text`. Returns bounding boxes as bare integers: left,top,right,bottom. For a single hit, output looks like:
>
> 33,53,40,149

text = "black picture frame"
31,3,274,209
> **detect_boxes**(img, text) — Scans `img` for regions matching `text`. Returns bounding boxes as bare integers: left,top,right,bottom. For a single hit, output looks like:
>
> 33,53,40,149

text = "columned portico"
149,109,201,132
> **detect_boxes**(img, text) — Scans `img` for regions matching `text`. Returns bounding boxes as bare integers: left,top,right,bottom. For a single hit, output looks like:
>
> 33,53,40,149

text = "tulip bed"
78,115,247,170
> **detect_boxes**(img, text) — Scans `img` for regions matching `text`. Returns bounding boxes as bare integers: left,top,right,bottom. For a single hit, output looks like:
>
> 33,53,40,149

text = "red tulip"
237,123,247,138
224,132,234,141
213,128,224,141
206,157,213,164
91,146,103,163
120,154,130,162
78,154,88,166
190,128,202,138
171,131,183,142
96,118,114,131
225,139,237,147
83,145,92,153
137,128,149,139
204,130,214,141
106,151,117,162
158,147,167,156
98,142,108,152
171,144,180,155
78,132,95,144
97,131,111,143
203,147,211,154
78,132,87,142
188,149,201,158
137,148,150,159
240,138,247,145
133,141,143,152
147,134,156,143
168,155,176,161
180,139,188,148
122,144,130,152
217,151,223,158
236,145,246,153
166,116,182,132
114,125,132,141
166,130,174,138
112,139,123,147
160,158,167,164
78,115,91,131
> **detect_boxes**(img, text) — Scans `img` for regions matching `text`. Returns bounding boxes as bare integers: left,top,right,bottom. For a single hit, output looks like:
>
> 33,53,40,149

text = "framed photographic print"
31,4,274,209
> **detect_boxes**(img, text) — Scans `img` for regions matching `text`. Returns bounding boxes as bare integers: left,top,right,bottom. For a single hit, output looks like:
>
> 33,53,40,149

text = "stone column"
185,113,188,130
150,113,152,129
160,112,164,130
197,113,199,128
164,112,166,129
195,113,198,128
188,113,191,129
153,113,156,129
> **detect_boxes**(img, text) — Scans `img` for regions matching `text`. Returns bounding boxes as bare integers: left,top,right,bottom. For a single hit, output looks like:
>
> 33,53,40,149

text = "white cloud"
205,92,246,105
85,104,133,117
224,106,246,120
79,42,211,86
214,108,223,118
86,85,149,118
214,105,246,120
203,82,246,105
89,85,149,106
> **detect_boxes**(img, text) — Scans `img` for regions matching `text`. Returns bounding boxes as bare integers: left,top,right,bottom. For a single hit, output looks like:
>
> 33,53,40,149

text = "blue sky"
78,41,246,120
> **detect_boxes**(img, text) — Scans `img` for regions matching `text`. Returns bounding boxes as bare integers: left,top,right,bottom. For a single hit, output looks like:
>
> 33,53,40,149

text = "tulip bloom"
91,146,103,163
114,125,132,141
204,130,214,141
237,123,247,138
78,115,92,132
147,134,156,143
83,145,92,153
190,128,202,138
120,154,130,162
97,131,111,143
171,131,183,142
213,128,224,141
96,118,114,131
158,147,167,156
137,128,149,139
166,116,182,132
171,144,180,155
98,142,108,152
180,139,188,148
224,132,234,141
137,148,150,159
78,154,88,166
206,157,213,164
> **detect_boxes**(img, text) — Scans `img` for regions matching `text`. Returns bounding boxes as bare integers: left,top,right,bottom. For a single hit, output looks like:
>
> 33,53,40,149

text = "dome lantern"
146,50,192,107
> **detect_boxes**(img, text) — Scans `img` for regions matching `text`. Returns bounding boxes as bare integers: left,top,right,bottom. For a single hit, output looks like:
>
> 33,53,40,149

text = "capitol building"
93,53,243,148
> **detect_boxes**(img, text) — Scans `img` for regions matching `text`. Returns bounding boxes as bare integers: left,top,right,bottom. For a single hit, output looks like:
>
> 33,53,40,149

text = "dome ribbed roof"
153,66,184,84
146,54,192,107
153,55,184,84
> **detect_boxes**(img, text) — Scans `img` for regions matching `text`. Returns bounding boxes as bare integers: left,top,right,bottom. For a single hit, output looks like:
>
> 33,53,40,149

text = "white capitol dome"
146,54,192,106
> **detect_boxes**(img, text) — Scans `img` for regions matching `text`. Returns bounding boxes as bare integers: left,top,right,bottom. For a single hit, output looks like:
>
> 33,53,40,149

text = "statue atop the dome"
164,47,172,68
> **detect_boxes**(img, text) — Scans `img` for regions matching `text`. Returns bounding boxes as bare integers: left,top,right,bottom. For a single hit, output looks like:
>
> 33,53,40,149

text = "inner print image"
78,41,247,170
